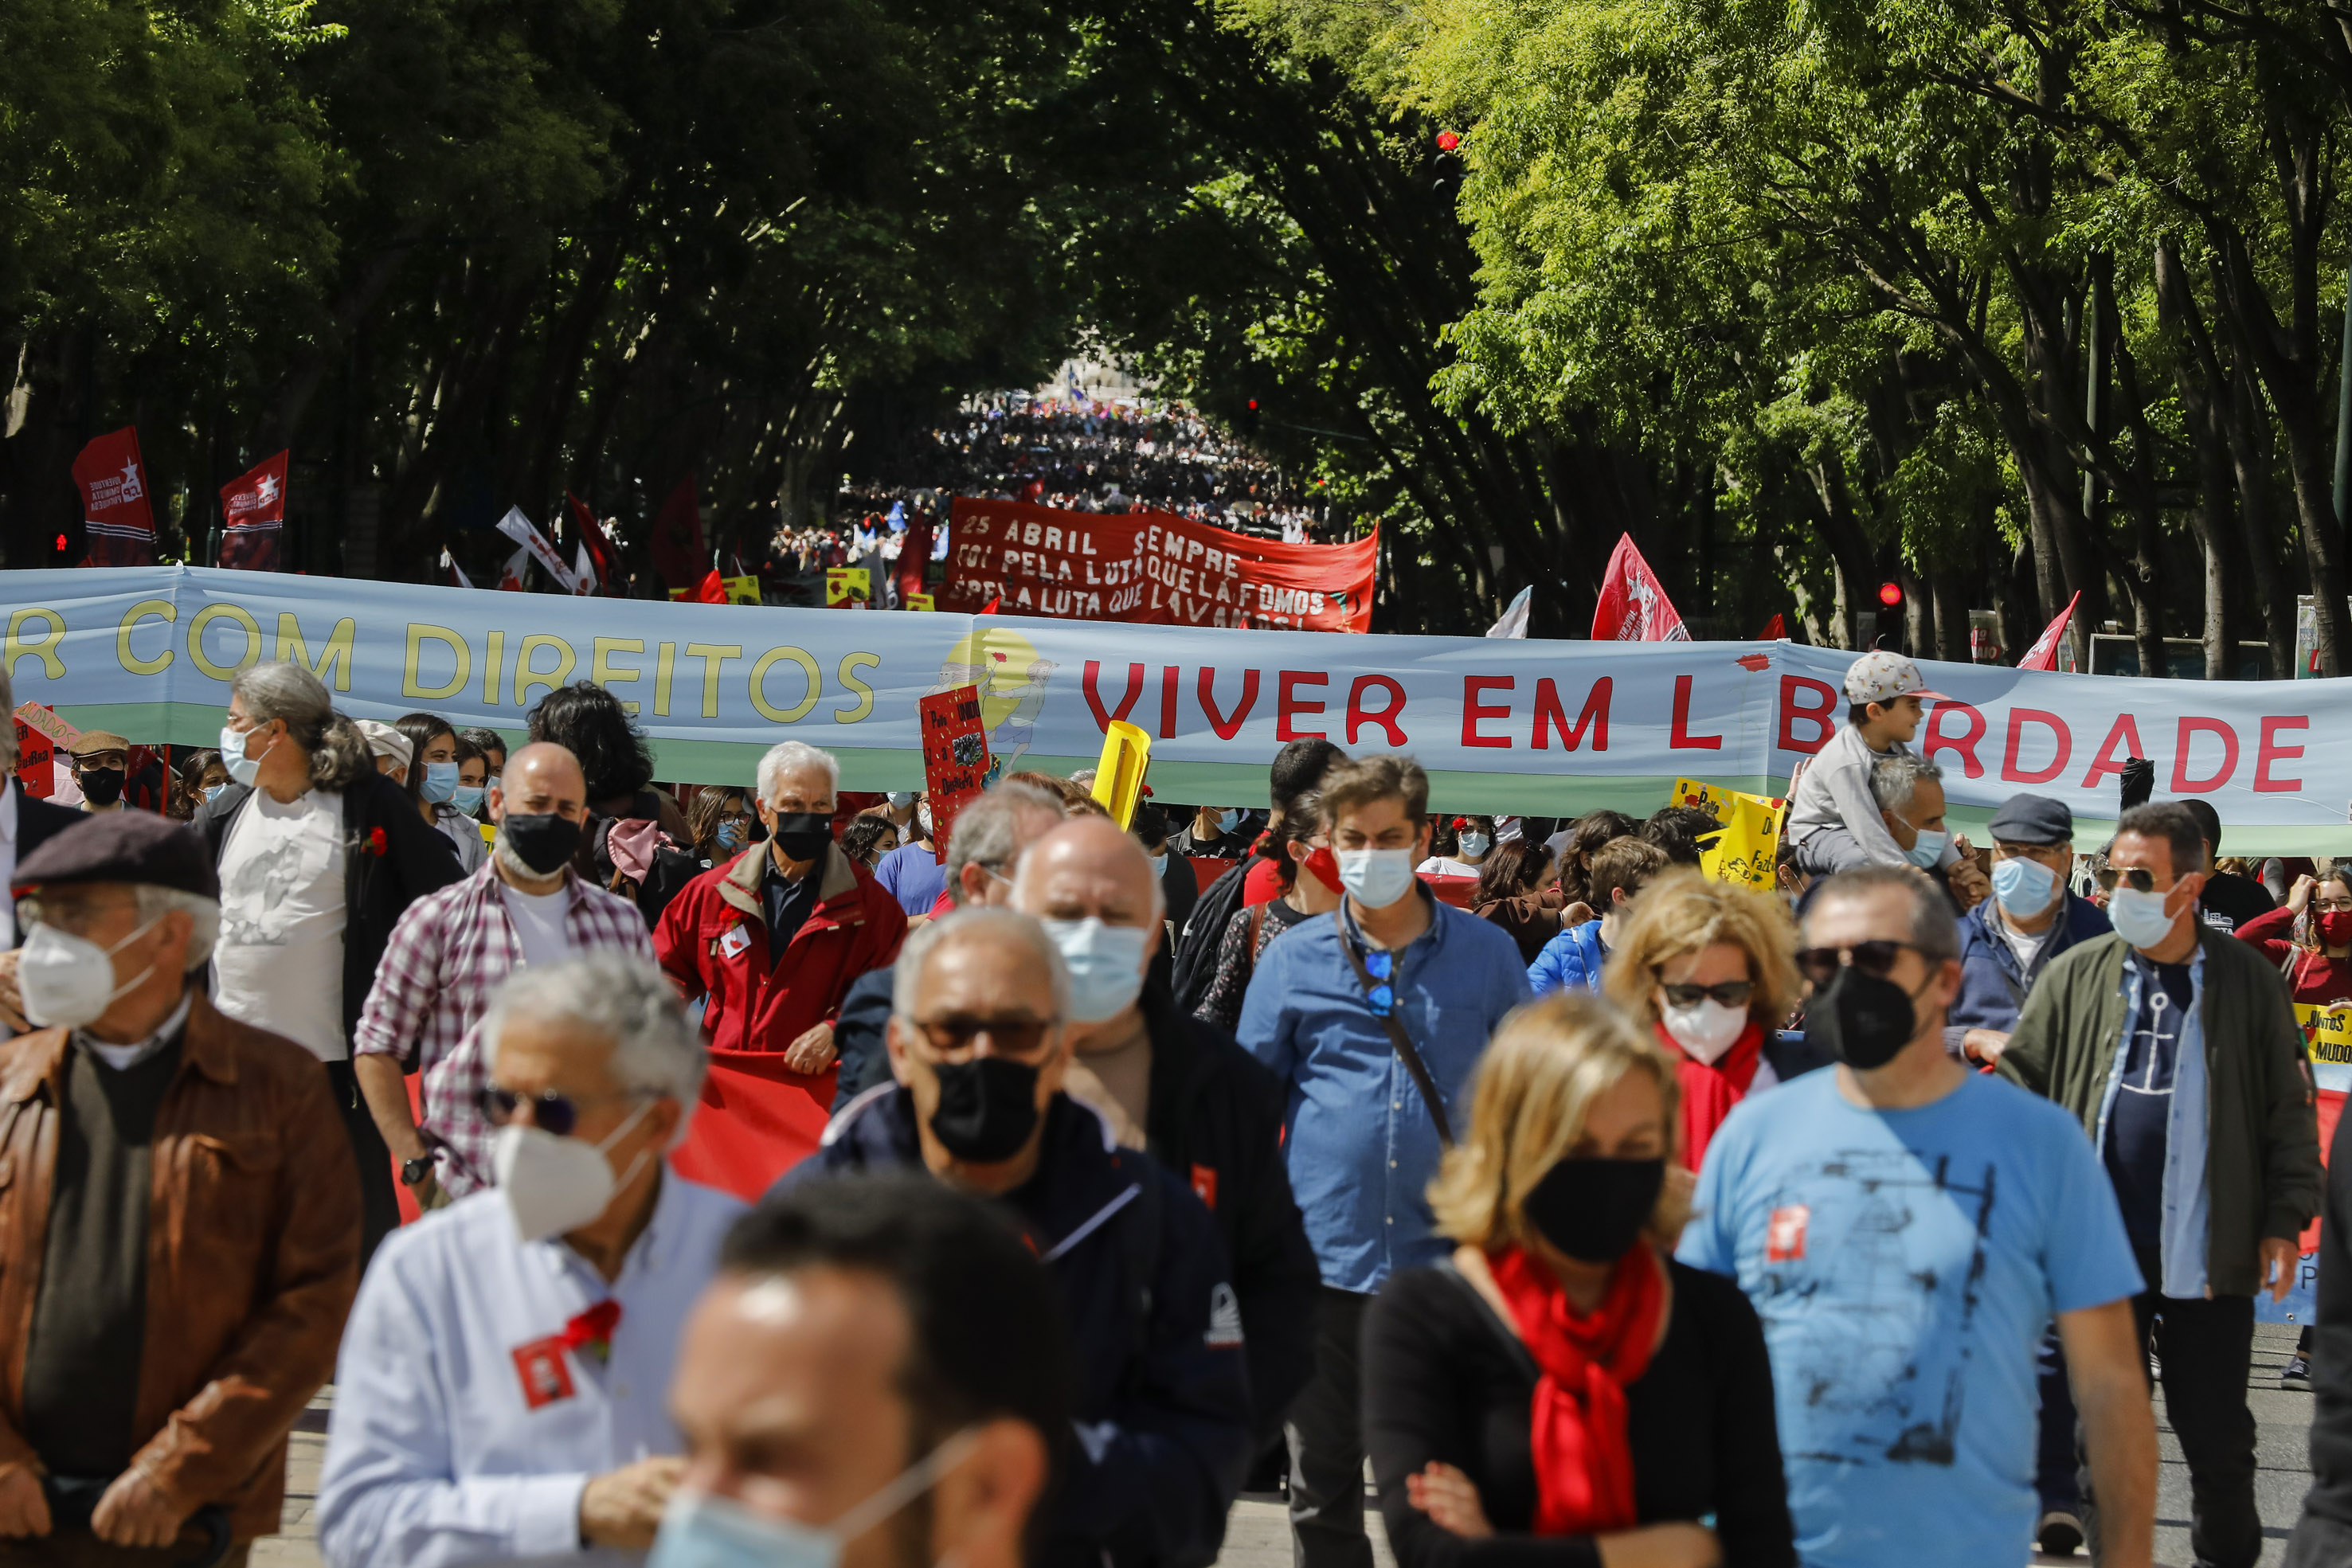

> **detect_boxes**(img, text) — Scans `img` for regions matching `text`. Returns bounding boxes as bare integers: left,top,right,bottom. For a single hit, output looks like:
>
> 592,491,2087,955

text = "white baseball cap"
355,718,413,770
1842,651,1946,705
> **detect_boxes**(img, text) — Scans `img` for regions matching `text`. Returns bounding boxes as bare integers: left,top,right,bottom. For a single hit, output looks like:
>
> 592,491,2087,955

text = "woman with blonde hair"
1603,870,1809,1172
1364,993,1792,1568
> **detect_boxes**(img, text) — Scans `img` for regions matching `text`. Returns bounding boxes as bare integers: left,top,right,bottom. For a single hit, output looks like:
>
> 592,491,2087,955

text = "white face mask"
219,721,272,788
2106,884,2180,952
491,1098,656,1242
1660,996,1749,1065
1336,847,1418,909
1041,916,1151,1023
1457,833,1491,858
20,917,162,1030
647,1429,978,1568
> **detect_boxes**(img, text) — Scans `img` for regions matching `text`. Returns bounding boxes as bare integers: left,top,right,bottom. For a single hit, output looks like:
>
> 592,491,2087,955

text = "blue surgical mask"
716,821,748,853
886,791,917,810
1903,828,1947,869
2107,884,2179,950
452,783,487,815
1217,808,1242,832
421,760,460,803
219,721,268,787
204,784,228,805
1336,847,1418,909
1457,832,1490,858
1991,855,2059,917
647,1429,977,1568
1043,916,1151,1023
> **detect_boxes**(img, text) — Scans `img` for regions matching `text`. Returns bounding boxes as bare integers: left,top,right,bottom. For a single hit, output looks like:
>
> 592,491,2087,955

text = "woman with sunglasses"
1603,871,1806,1172
1364,992,1794,1568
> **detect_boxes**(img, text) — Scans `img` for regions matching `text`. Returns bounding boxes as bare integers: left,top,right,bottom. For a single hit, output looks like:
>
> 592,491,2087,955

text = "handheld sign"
825,567,870,607
1670,778,1787,891
1090,721,1152,830
920,685,991,864
906,592,936,612
722,575,761,605
12,721,50,798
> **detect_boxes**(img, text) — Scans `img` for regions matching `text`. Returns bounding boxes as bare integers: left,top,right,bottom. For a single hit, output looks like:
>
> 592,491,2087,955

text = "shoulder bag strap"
1333,909,1454,1147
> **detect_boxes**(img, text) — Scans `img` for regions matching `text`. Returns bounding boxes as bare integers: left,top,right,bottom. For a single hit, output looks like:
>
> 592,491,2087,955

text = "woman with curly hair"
526,681,690,840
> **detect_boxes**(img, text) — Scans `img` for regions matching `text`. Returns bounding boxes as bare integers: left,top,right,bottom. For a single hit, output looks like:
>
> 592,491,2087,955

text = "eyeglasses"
1656,976,1755,1009
475,1085,646,1137
1362,948,1395,1017
2106,866,2166,894
911,1015,1055,1057
14,894,138,939
1794,940,1923,988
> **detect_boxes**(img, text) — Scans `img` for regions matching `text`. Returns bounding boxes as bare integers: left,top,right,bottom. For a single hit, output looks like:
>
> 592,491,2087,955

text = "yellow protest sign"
1670,778,1787,890
2296,1003,2352,1069
825,568,870,607
723,575,761,605
1090,720,1152,829
906,592,936,612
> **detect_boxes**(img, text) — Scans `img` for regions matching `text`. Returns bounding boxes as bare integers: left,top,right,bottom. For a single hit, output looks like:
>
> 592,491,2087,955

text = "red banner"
73,427,155,567
2019,590,2080,671
942,497,1376,632
921,684,991,862
651,477,706,592
1591,533,1689,642
217,450,288,573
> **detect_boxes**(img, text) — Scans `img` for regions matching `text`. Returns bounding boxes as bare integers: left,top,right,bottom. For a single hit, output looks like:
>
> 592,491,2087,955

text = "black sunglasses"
1657,977,1755,1009
914,1015,1055,1057
1794,940,1923,988
475,1086,643,1137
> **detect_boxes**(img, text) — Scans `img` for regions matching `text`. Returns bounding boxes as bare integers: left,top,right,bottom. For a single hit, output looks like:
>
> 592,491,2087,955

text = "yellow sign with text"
2296,1003,2352,1067
825,568,870,607
1670,778,1787,891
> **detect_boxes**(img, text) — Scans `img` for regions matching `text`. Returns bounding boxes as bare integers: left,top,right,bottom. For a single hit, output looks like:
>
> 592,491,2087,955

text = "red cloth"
1589,534,1689,642
1243,856,1284,906
1661,1019,1764,1172
2236,905,2352,1003
1487,1243,1665,1536
651,477,706,592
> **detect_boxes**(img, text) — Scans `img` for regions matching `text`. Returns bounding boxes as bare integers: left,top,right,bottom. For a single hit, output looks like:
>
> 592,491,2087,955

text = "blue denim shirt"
1237,892,1532,1294
2096,945,2213,1299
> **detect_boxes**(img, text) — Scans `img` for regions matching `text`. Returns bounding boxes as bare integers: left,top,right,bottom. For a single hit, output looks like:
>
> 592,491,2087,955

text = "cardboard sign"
723,574,762,606
906,592,936,612
1090,720,1151,829
1671,777,1787,890
920,685,992,863
14,702,80,753
12,722,50,797
826,567,871,607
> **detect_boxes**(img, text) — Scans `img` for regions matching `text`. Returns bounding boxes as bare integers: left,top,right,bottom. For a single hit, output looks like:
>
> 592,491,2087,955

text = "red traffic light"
1436,131,1461,151
1247,400,1258,410
1877,581,1903,607
53,534,66,553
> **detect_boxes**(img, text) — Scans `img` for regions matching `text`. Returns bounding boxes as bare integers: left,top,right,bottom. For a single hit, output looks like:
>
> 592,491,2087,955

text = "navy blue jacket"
783,1089,1254,1568
1944,890,2110,1055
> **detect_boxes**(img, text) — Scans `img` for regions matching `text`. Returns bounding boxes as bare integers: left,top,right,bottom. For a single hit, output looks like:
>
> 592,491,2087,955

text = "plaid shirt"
352,862,652,1195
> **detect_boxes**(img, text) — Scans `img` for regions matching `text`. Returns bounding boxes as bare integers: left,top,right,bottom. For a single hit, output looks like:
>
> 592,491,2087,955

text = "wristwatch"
401,1153,436,1187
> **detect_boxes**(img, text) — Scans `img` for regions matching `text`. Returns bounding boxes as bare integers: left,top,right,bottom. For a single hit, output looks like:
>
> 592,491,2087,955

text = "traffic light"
1877,581,1903,608
53,534,66,555
1242,399,1262,438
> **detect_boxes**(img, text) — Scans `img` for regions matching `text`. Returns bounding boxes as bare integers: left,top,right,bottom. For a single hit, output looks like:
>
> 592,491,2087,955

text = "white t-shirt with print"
212,788,347,1061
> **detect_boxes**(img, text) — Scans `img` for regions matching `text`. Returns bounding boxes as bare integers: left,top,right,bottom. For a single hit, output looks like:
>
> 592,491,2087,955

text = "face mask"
420,760,460,803
647,1429,978,1568
76,765,125,806
2106,884,2180,951
886,791,917,810
499,811,581,877
219,722,270,787
1457,832,1490,858
715,821,749,854
204,784,228,805
1336,847,1417,909
491,1099,655,1242
928,1054,1043,1163
1217,808,1242,831
19,917,162,1029
1896,821,1946,869
1991,855,2059,917
1802,964,1923,1071
1300,846,1344,895
1661,997,1748,1064
1520,1156,1665,1264
452,783,487,815
2322,911,2352,948
768,810,834,863
1043,917,1149,1023
916,802,933,835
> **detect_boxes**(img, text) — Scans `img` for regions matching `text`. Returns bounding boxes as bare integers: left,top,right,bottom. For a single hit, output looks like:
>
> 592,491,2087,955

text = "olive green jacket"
1998,923,2321,1297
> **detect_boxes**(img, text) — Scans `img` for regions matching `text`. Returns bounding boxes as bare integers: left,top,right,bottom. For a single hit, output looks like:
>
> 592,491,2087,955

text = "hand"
0,950,25,1035
1962,1029,2011,1066
1562,901,1595,928
2261,1236,2301,1304
1946,856,1990,913
783,1021,837,1075
0,1468,49,1539
91,1469,186,1550
2290,874,2318,914
1405,1462,1492,1539
579,1456,686,1550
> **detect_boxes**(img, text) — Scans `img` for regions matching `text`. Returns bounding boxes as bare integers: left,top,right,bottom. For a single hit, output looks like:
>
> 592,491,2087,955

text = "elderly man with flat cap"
0,811,359,1566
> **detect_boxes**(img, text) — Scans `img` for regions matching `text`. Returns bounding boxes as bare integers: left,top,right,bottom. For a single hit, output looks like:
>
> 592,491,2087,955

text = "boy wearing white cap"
1787,651,1966,878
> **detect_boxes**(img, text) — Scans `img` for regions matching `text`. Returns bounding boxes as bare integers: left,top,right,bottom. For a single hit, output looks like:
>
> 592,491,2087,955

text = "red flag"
1590,534,1690,642
72,427,155,567
896,514,932,604
650,478,706,592
695,569,729,604
495,545,530,592
2018,590,2081,671
217,451,288,573
1757,612,1787,639
566,492,624,593
980,595,1000,615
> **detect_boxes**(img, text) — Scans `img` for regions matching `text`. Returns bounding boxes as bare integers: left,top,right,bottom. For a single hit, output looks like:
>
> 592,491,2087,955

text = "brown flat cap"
13,811,218,901
68,731,128,757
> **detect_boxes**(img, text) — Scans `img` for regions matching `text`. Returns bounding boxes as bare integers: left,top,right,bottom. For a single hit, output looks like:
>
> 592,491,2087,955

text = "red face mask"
2321,910,2352,949
1301,846,1344,895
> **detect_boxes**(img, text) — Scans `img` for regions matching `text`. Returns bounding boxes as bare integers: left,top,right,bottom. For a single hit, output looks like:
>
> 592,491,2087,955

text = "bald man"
1012,818,1319,1453
353,741,656,1201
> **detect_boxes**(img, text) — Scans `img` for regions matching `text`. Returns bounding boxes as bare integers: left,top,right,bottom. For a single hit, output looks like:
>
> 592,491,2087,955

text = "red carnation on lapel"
366,827,388,856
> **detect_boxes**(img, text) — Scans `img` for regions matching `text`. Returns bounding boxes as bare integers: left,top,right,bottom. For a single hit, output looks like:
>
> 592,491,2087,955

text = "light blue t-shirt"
1677,1069,2143,1568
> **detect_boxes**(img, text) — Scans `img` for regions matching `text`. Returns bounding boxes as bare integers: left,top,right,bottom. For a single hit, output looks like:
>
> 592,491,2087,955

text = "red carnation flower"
366,827,388,856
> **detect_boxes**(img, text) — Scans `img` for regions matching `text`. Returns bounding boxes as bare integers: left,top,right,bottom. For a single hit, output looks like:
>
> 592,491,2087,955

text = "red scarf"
1661,1019,1763,1173
1487,1242,1665,1536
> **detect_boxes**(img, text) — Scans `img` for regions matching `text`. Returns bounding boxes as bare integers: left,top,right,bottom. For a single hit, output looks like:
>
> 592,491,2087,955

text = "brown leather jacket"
0,991,360,1541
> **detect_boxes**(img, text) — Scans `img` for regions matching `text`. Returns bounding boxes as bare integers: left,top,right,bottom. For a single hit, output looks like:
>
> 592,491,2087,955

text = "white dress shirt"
317,1168,746,1568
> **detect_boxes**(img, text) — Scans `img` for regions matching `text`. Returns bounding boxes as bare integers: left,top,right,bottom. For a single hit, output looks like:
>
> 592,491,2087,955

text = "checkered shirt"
351,862,653,1196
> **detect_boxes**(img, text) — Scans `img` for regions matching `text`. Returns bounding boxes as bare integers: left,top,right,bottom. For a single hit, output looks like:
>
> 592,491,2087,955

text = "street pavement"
256,1323,2319,1567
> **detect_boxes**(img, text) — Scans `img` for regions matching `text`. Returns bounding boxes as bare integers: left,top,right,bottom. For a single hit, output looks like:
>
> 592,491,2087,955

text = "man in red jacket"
654,741,906,1192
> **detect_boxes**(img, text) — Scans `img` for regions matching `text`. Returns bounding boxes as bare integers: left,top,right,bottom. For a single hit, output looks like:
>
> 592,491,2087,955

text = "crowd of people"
0,644,2347,1568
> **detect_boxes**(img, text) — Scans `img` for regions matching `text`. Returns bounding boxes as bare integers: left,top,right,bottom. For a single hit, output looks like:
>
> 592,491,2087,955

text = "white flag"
1485,585,1531,639
439,549,475,590
494,506,581,593
495,545,530,592
573,540,597,595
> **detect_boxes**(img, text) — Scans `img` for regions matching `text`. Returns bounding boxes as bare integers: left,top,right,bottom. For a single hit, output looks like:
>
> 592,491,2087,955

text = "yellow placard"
1670,778,1787,891
723,575,761,605
2297,1003,2352,1067
825,568,870,606
1090,720,1152,830
906,592,936,612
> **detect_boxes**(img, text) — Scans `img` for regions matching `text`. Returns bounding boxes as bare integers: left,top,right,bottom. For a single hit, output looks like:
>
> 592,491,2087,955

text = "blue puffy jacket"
1527,919,1607,995
1944,890,2111,1054
781,1089,1254,1568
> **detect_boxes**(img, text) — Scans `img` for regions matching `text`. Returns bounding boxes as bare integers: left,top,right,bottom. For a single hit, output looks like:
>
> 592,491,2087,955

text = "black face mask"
78,768,124,807
499,811,581,876
929,1055,1043,1163
1804,964,1922,1070
768,810,833,863
1521,1155,1665,1263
